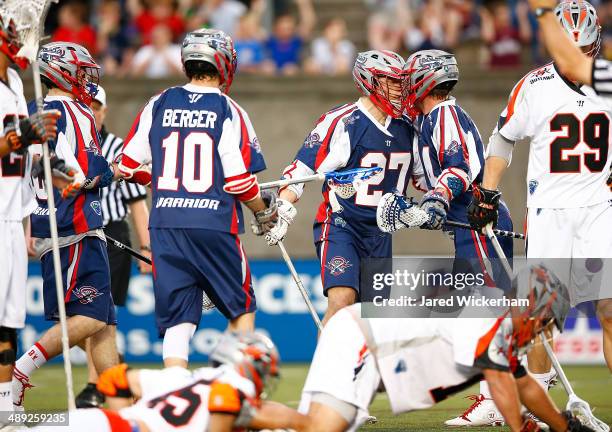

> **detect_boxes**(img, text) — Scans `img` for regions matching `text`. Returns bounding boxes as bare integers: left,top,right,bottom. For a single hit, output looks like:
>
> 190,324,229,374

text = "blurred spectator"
234,0,275,74
185,0,247,34
404,0,446,51
305,18,355,76
365,0,409,52
597,1,612,60
131,24,183,77
52,1,97,54
133,0,185,45
480,0,531,68
96,0,131,76
265,0,316,75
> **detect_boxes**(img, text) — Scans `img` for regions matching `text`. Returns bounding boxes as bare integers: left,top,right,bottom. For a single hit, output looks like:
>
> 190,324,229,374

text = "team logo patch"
326,256,352,276
90,201,102,215
84,139,101,155
446,176,464,197
394,359,407,374
445,140,460,156
343,113,359,126
528,179,539,195
73,286,103,304
39,46,65,62
333,216,347,227
249,137,262,153
303,132,322,148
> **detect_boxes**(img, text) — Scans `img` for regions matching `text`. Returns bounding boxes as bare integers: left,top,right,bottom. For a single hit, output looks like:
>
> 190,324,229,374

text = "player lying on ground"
31,332,308,432
264,50,416,326
298,265,595,432
525,0,612,373
12,42,123,411
119,29,278,369
0,11,78,425
468,0,612,382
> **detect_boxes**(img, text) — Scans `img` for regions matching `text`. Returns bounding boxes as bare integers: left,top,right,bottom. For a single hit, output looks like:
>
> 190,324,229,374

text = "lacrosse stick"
260,166,382,199
446,220,525,240
484,225,609,432
277,241,323,331
7,0,76,411
105,235,215,311
376,192,431,233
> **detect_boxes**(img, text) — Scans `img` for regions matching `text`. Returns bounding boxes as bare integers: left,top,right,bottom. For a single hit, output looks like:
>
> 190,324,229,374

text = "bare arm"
208,413,237,432
516,374,567,431
483,368,523,432
528,0,593,84
481,156,509,190
128,199,152,273
279,188,299,204
247,401,310,431
295,0,316,40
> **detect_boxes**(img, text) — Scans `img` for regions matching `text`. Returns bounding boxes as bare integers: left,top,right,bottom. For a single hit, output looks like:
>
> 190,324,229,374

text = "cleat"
524,411,549,430
445,394,505,427
75,383,105,408
11,368,33,411
365,415,378,424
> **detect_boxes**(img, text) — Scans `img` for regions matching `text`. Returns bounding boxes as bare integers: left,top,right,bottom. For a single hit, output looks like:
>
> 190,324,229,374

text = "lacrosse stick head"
0,9,27,69
376,192,429,233
202,291,215,311
326,166,383,199
567,394,610,432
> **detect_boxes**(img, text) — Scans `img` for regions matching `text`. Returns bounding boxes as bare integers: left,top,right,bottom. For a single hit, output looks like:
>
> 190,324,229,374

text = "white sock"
0,382,12,412
15,342,49,377
162,323,196,362
479,380,492,398
531,371,553,391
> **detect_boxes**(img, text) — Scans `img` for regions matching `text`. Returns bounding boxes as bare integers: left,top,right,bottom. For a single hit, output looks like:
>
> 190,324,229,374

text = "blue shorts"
150,228,256,336
452,202,514,289
314,221,392,296
41,236,116,324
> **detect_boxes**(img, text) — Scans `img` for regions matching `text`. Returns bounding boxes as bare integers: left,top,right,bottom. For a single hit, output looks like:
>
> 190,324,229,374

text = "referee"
75,86,152,408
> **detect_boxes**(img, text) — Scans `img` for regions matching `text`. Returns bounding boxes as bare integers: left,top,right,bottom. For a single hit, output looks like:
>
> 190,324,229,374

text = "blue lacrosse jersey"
281,99,416,234
122,84,266,234
29,96,109,238
412,98,486,224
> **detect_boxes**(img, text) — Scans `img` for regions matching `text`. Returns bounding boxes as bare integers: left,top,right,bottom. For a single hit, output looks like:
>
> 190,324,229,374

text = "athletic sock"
15,342,49,377
0,381,12,412
531,371,553,391
479,380,492,398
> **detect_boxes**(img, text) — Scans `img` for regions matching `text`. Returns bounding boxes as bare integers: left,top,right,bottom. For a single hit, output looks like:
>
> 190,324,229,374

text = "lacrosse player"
118,29,277,369
0,11,81,419
298,266,595,432
12,42,122,410
388,49,515,426
467,0,612,404
265,50,416,325
31,332,309,432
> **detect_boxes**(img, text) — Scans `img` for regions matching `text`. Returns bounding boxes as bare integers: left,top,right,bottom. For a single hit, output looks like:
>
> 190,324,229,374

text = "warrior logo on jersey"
304,132,322,148
326,256,352,276
528,179,539,195
74,286,103,304
394,359,407,374
188,94,203,104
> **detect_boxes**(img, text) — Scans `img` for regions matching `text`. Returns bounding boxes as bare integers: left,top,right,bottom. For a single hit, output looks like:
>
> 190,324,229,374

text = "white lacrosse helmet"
554,0,601,57
404,49,459,118
181,28,237,94
352,50,405,118
39,42,100,105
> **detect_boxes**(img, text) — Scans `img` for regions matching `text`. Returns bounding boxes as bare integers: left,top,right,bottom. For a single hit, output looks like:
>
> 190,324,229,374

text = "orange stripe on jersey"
208,381,242,414
504,76,527,126
474,316,505,359
101,409,133,432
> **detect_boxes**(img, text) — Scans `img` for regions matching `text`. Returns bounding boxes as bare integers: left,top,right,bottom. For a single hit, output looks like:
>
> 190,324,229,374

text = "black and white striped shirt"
100,127,148,226
593,58,612,100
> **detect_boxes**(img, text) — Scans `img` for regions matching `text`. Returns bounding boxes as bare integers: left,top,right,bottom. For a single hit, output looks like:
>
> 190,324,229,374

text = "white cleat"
365,415,378,424
445,394,505,427
11,368,33,412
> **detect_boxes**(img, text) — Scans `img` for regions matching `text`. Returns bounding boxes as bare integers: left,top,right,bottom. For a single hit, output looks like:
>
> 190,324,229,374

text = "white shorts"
298,307,381,432
526,201,612,304
0,222,27,328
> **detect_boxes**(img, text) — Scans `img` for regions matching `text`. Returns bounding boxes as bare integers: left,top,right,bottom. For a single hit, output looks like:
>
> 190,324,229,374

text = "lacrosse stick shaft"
484,224,514,279
106,234,152,265
539,333,574,396
277,241,323,331
260,173,325,190
33,60,76,411
445,220,525,240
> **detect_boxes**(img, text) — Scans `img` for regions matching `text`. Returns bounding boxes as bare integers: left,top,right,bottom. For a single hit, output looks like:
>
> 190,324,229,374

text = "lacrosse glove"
265,199,297,246
419,190,449,230
4,110,61,152
251,189,278,236
97,363,132,398
467,185,501,230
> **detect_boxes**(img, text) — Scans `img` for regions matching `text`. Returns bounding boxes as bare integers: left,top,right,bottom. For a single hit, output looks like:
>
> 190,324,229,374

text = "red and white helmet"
352,50,405,118
38,42,100,105
0,11,28,69
554,0,601,57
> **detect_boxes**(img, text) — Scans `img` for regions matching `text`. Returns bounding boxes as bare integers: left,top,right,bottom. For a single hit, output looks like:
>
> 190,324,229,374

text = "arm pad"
224,172,260,202
435,168,470,200
118,154,152,186
487,132,515,165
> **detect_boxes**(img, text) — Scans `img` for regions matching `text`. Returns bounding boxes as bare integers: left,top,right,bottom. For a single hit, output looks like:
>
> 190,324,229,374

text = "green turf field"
24,364,611,431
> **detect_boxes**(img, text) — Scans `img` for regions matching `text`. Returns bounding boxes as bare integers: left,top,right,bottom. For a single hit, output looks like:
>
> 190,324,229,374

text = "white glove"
265,199,297,246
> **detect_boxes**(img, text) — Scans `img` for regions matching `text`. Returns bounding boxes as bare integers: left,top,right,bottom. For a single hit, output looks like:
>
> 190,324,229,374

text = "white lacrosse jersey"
494,63,612,208
0,68,35,221
118,365,257,432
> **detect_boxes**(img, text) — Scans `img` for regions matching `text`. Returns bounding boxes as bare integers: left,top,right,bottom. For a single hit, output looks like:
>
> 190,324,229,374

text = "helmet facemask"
369,71,405,119
0,15,27,69
75,64,100,105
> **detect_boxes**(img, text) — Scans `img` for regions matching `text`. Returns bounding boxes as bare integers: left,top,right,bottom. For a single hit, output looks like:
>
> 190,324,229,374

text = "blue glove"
419,190,449,230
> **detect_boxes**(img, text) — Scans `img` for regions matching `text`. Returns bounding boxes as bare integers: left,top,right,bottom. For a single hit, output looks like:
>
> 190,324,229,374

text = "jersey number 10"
550,113,609,173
